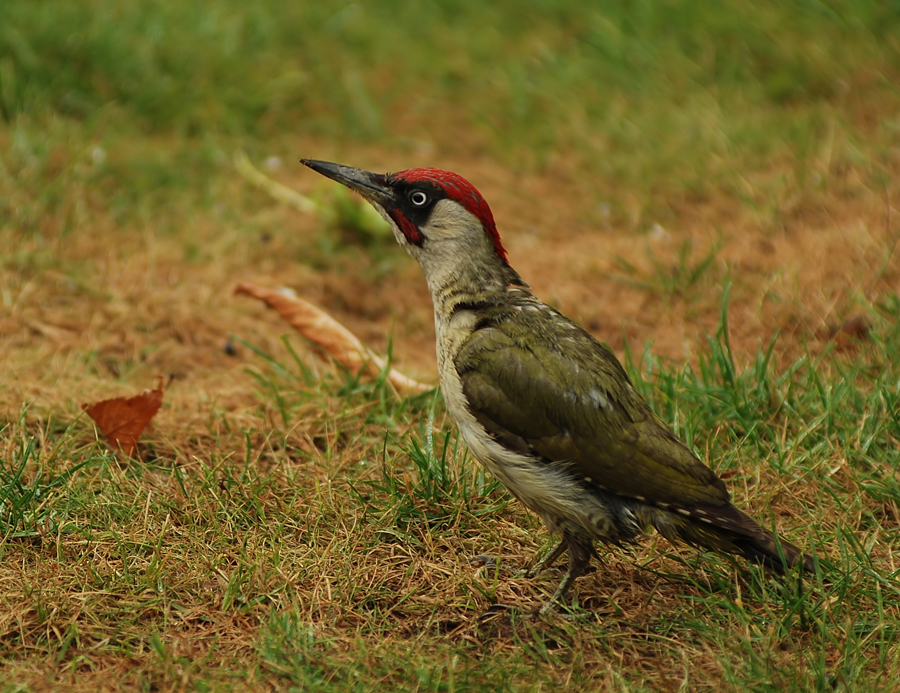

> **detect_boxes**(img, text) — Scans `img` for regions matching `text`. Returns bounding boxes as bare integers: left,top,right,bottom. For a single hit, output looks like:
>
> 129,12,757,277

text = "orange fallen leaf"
84,377,165,458
235,283,432,394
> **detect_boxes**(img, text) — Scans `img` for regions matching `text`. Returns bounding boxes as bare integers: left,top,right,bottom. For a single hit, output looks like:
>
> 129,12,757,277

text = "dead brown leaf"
234,282,432,394
83,377,165,458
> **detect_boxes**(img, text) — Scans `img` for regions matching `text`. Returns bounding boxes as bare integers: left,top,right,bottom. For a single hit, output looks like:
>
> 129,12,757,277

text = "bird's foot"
523,538,569,579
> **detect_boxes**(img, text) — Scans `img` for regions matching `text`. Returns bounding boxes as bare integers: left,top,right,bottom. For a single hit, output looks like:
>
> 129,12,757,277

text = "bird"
301,158,815,613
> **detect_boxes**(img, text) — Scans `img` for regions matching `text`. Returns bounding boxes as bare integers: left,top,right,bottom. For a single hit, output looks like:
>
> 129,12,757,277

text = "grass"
3,295,899,691
2,0,900,690
3,0,898,228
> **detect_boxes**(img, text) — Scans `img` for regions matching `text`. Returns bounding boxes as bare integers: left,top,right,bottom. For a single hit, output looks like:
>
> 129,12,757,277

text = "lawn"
1,1,899,690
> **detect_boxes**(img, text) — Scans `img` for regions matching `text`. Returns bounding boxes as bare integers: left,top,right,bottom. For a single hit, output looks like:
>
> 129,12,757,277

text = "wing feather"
455,303,730,509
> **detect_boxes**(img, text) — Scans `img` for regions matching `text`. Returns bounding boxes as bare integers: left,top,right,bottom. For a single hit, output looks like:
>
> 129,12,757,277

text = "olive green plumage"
457,298,725,508
454,289,813,576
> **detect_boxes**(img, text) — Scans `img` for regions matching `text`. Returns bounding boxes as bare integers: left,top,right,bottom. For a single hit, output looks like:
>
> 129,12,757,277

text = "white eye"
410,190,428,206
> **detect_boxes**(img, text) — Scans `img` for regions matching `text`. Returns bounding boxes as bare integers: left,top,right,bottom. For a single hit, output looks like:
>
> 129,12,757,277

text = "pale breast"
434,312,644,543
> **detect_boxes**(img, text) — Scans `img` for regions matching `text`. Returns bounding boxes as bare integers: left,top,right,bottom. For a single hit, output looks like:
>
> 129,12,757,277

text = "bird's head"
301,159,522,292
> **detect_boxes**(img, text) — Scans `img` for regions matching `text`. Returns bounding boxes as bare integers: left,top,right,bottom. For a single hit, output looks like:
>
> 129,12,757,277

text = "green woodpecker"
301,159,814,612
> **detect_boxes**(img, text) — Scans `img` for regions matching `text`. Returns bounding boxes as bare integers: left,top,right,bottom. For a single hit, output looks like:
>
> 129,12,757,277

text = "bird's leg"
539,533,594,615
524,538,568,579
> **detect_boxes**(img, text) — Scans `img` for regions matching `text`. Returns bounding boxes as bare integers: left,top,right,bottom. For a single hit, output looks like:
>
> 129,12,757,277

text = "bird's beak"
300,159,394,207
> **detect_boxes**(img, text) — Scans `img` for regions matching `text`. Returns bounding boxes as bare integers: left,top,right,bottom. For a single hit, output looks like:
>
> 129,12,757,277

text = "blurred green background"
2,0,898,234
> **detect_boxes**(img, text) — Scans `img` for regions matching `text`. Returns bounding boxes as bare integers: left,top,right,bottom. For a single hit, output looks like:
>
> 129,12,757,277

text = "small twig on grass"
233,150,318,214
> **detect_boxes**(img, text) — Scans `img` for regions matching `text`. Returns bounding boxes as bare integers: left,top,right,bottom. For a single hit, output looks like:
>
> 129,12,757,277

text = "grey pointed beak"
300,159,394,206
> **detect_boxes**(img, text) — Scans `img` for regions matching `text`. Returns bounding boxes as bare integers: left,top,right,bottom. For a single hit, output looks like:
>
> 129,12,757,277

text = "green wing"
455,303,730,509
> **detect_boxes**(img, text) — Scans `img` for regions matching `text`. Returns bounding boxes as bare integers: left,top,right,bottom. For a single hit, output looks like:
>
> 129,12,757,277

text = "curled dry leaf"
84,377,165,458
235,282,432,394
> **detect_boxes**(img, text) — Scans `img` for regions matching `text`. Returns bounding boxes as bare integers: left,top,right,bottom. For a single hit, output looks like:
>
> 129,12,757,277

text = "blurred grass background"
2,0,898,232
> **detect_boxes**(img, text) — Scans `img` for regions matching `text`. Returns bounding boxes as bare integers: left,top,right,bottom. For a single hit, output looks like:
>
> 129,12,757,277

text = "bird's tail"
655,502,816,573
726,526,816,574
